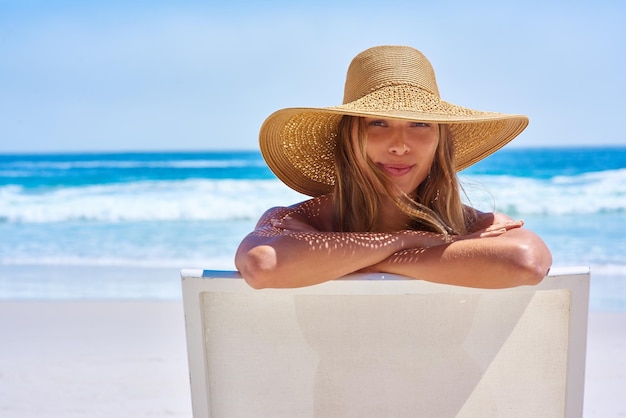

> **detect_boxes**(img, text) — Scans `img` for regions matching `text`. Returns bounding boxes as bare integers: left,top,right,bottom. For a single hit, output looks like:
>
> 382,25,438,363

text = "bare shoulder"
293,194,334,231
255,206,294,227
255,194,334,230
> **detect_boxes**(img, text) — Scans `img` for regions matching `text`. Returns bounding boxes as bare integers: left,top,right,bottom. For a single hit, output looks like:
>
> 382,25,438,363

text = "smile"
379,163,414,177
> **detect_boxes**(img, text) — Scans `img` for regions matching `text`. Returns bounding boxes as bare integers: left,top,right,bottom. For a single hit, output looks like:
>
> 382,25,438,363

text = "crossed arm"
235,204,552,289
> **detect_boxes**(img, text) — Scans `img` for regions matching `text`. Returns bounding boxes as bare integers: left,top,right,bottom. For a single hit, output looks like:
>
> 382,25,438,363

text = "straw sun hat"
259,45,528,197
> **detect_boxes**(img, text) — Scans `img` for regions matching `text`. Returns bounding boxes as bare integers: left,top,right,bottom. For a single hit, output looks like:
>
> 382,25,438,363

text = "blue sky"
1,0,624,152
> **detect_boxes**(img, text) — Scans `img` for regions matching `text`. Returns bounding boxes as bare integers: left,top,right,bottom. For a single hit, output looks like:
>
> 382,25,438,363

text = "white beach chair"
181,267,590,418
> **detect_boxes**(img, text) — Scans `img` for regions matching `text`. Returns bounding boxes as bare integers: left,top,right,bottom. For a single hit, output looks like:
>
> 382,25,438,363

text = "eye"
410,122,431,128
366,119,387,127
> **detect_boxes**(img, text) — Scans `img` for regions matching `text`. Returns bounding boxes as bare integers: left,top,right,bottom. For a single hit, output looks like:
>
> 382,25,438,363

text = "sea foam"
1,169,624,224
0,179,305,223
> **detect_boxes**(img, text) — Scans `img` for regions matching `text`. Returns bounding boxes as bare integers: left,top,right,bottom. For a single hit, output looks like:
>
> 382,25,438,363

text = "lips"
379,163,413,176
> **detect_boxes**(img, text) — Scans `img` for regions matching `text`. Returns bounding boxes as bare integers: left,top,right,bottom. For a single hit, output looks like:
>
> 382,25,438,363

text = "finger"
504,220,524,230
487,220,523,232
270,218,284,228
480,228,507,238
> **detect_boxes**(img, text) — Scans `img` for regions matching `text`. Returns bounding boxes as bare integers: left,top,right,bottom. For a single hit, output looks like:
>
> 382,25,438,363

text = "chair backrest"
181,267,589,418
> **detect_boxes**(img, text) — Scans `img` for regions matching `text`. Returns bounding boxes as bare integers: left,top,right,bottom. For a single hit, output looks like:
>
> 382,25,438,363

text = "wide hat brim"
260,88,528,197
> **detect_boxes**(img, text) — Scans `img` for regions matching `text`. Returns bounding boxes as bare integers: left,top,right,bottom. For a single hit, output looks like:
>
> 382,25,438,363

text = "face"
356,117,439,195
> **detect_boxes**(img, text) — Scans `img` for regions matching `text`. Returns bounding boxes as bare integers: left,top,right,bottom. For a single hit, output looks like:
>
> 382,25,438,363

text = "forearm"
235,229,447,288
368,229,552,289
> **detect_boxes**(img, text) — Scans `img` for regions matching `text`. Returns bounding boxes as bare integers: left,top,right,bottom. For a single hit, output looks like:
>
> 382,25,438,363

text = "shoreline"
0,265,186,300
1,264,625,312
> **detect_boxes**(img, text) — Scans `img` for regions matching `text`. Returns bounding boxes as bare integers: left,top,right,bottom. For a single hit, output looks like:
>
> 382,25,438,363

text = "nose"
388,131,410,155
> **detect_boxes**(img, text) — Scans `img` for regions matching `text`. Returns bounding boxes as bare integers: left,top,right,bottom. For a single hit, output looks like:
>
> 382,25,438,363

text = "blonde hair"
332,116,473,235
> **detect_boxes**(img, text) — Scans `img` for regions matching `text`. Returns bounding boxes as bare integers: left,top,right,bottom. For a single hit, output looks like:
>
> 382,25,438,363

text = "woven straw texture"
259,46,528,197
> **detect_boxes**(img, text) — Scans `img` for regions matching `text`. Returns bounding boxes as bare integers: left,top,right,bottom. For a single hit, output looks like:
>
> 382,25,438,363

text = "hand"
452,219,524,242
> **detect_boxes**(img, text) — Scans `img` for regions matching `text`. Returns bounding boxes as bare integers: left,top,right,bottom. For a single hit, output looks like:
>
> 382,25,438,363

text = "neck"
376,197,411,232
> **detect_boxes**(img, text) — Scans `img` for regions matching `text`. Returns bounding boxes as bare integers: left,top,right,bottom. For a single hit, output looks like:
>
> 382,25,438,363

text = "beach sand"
0,301,192,418
0,288,624,417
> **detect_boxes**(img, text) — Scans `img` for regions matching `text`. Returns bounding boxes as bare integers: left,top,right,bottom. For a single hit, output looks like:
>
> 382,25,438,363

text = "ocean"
0,148,625,309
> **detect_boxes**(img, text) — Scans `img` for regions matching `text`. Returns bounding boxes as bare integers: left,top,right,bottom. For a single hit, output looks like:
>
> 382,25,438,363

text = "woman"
235,45,552,289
